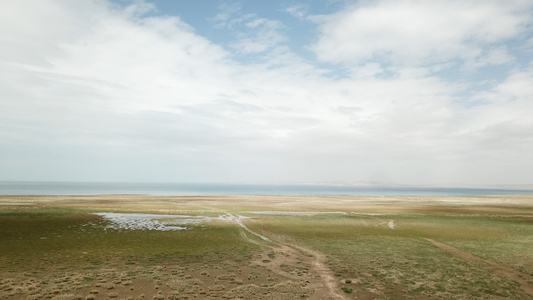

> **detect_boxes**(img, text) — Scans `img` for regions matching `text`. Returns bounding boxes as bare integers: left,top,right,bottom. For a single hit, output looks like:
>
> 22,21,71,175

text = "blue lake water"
1,181,532,196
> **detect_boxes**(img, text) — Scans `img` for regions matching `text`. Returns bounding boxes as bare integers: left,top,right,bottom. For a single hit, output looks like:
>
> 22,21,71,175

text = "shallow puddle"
94,213,215,231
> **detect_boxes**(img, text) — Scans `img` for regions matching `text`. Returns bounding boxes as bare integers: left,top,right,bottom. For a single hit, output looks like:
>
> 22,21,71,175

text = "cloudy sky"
1,0,533,185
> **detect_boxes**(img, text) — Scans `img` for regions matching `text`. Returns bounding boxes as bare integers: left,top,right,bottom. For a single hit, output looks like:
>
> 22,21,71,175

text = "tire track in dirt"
286,242,348,300
425,238,533,295
229,214,347,300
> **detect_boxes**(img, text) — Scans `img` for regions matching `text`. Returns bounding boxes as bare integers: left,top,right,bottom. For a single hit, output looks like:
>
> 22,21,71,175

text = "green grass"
246,213,533,299
341,287,353,293
1,196,532,299
0,207,259,270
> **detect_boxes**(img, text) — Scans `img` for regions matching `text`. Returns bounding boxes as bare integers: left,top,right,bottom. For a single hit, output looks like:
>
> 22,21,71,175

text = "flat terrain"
1,194,532,299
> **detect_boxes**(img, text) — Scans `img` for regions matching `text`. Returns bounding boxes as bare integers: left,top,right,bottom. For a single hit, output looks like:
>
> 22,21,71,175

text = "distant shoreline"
2,181,533,196
2,194,533,216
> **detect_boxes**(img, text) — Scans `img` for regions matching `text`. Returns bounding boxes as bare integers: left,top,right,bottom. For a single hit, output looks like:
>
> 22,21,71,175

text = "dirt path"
227,214,272,242
286,242,348,300
229,214,347,300
425,238,533,295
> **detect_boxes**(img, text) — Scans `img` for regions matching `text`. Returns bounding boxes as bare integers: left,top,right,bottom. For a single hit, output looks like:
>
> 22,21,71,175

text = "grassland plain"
0,194,532,299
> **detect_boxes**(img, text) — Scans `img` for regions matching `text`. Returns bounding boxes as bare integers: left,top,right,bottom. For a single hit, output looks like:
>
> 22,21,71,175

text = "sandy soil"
2,194,532,215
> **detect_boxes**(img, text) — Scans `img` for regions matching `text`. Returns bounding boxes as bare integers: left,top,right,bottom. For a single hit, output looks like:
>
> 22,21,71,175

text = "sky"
1,0,533,186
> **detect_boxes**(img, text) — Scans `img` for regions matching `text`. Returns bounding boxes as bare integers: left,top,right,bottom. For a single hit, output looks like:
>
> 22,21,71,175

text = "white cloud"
465,46,516,70
0,0,532,185
212,2,287,54
0,0,101,66
347,62,383,78
285,4,309,20
211,1,243,27
312,0,532,67
231,18,286,54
